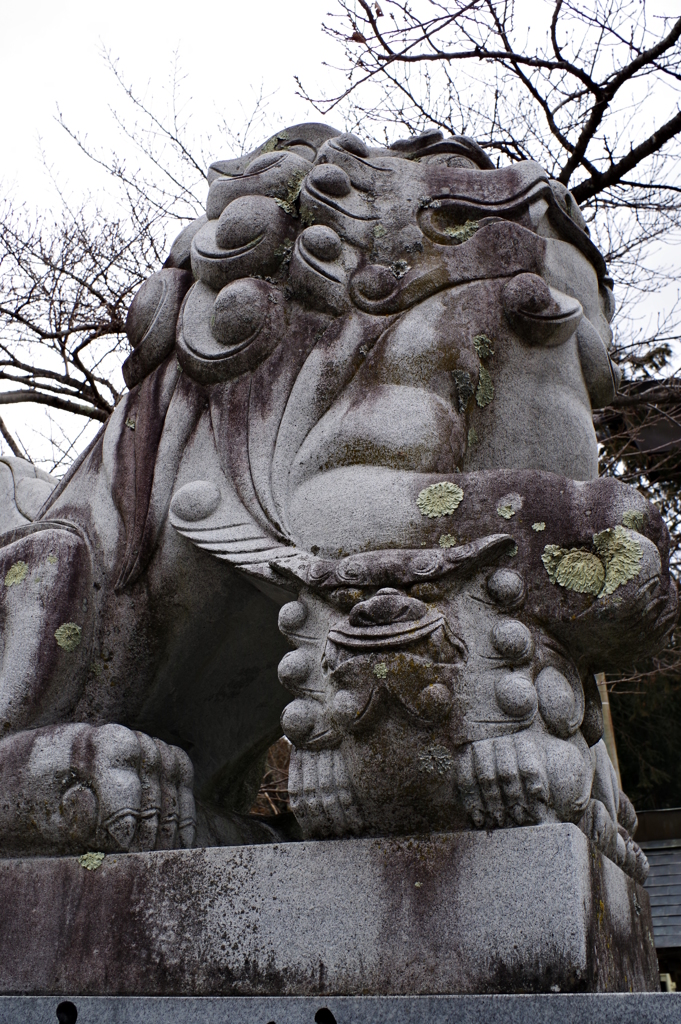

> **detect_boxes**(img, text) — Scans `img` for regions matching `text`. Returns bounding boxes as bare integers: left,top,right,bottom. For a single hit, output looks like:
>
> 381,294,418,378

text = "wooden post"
595,672,622,790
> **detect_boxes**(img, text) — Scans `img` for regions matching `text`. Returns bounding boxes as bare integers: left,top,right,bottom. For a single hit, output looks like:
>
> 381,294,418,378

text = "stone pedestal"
0,825,659,996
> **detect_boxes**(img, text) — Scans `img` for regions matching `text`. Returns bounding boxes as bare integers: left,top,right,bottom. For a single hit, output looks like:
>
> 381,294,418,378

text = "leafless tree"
0,53,273,468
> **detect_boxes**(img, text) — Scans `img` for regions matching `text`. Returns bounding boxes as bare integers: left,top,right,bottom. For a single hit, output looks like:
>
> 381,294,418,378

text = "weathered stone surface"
4,994,681,1024
0,827,659,996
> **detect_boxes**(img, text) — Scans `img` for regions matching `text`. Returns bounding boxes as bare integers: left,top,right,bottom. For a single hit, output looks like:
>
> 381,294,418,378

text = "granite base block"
0,825,659,996
2,995,681,1024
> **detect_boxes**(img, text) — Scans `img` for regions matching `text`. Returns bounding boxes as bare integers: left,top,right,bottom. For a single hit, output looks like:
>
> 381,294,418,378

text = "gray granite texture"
0,826,659,996
3,994,681,1024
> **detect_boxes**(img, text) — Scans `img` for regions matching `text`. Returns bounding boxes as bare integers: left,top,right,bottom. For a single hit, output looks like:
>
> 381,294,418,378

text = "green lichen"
453,370,475,412
125,418,136,431
373,662,388,679
541,545,568,583
497,492,522,520
373,223,387,238
467,425,478,446
554,550,605,595
532,522,546,531
273,238,294,261
47,554,58,564
541,544,605,594
473,334,495,360
541,530,639,599
622,509,645,533
391,259,410,278
4,561,28,587
418,744,455,775
260,130,289,154
444,220,479,244
416,482,464,518
439,534,457,548
78,852,105,871
593,525,642,596
274,169,307,216
476,366,494,407
508,543,519,558
55,622,82,652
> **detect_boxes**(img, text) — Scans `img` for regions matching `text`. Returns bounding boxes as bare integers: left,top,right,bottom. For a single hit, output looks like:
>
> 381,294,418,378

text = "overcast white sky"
0,0,340,202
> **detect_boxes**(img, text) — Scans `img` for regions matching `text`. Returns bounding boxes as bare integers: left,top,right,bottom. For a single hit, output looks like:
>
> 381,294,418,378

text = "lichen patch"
532,522,546,531
555,550,605,595
417,482,464,517
444,220,479,244
4,561,28,587
78,852,105,871
418,744,455,775
542,526,641,598
467,425,478,446
594,525,643,596
541,545,568,583
55,622,82,652
542,544,604,594
439,534,457,548
622,509,645,533
373,663,388,679
497,493,523,520
473,334,495,359
476,366,494,407
452,369,474,412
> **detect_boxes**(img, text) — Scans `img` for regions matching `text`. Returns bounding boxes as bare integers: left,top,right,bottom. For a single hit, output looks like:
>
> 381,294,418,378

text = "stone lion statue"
0,123,674,881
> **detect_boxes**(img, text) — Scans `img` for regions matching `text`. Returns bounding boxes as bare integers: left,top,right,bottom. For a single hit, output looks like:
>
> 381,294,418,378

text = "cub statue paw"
0,723,195,857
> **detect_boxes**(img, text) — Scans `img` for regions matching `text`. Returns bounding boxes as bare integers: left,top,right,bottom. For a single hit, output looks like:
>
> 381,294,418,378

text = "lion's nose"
348,588,428,627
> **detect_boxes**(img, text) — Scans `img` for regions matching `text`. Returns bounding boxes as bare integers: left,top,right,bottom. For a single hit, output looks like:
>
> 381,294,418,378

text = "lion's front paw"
0,724,195,857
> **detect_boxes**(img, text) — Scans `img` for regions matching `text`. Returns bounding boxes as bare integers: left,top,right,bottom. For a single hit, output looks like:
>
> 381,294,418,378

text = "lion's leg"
0,528,92,733
0,723,195,857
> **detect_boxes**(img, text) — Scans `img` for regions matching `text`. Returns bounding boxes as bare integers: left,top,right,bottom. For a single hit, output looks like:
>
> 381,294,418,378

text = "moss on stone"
476,366,494,407
467,425,478,446
417,482,464,518
594,525,642,596
444,220,479,244
274,168,307,217
4,561,28,587
453,370,474,412
260,130,289,155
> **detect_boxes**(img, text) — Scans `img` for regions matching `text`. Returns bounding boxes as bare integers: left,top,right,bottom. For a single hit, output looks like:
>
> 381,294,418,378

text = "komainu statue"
0,124,675,881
